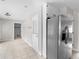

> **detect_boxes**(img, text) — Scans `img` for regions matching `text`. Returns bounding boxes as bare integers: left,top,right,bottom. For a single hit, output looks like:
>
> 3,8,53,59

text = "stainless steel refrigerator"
46,15,73,59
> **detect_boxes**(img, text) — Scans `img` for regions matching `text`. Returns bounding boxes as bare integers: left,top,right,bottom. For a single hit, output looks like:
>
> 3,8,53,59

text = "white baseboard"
23,38,46,58
23,39,32,47
23,39,42,56
38,51,42,56
43,53,46,58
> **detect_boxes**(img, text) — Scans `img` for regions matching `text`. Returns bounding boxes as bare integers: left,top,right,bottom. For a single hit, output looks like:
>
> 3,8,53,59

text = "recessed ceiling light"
1,0,5,1
24,5,28,8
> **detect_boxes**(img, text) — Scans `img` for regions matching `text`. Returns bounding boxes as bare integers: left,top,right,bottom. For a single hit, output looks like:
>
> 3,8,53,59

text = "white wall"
21,10,43,56
20,4,46,57
21,18,32,46
2,20,14,41
0,19,24,41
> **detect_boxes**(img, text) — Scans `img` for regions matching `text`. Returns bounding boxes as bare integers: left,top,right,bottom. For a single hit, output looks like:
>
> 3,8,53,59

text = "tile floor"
0,39,45,59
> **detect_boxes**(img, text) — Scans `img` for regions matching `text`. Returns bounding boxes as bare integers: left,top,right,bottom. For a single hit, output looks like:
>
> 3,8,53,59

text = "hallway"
0,39,44,59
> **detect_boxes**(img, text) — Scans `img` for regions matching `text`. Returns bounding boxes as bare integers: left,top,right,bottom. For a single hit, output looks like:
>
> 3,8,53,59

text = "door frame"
14,23,21,39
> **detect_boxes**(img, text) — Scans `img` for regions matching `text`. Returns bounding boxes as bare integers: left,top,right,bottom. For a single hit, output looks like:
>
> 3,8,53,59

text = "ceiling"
0,0,42,20
47,0,79,12
0,0,79,20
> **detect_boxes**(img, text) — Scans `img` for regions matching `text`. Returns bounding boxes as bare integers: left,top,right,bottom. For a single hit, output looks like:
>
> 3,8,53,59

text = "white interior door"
32,15,39,52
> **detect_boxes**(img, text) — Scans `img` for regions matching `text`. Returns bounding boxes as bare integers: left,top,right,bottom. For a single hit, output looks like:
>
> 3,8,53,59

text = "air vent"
5,12,11,16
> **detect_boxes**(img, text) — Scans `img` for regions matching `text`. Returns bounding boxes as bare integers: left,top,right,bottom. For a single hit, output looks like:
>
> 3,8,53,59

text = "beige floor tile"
0,39,45,59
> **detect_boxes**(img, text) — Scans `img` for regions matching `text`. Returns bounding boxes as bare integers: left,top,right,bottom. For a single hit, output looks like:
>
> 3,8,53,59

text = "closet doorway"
14,23,21,39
